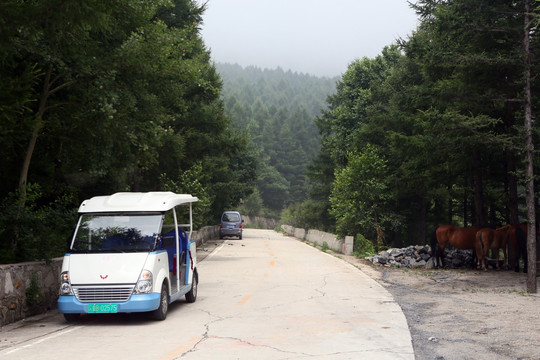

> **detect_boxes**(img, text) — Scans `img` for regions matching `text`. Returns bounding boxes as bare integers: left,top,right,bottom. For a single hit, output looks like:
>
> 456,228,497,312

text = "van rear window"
222,213,240,222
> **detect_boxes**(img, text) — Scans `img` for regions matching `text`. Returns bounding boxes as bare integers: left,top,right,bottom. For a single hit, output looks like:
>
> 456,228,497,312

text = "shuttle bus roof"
78,192,198,213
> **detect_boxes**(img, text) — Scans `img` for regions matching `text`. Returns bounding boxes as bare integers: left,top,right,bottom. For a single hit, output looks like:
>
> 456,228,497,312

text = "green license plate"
88,303,118,313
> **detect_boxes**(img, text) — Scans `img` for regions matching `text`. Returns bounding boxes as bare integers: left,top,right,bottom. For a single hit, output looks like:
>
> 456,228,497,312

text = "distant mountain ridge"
215,62,338,211
216,62,338,118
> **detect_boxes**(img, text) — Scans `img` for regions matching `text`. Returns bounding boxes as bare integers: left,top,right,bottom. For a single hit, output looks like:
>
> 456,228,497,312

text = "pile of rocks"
367,245,475,269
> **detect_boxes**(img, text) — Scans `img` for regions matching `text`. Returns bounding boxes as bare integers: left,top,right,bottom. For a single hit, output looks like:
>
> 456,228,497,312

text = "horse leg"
513,243,520,272
502,244,507,270
431,228,442,268
484,235,492,271
469,248,478,270
480,252,487,271
435,245,445,268
482,241,490,271
475,231,487,271
476,237,483,270
522,244,528,274
521,236,528,273
477,252,485,271
494,247,500,270
431,246,439,268
471,231,480,269
515,227,527,272
508,229,521,272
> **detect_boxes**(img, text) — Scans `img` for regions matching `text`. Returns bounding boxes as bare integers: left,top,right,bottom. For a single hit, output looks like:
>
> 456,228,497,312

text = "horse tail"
475,230,484,252
475,229,486,270
430,227,438,255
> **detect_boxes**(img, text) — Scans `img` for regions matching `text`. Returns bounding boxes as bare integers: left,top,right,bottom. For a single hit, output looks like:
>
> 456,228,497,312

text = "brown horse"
506,223,528,273
475,225,509,271
431,225,483,268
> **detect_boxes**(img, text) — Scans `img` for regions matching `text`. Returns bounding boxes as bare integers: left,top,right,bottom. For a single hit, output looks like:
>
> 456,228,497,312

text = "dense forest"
1,0,540,279
287,0,540,262
216,63,337,216
0,0,257,263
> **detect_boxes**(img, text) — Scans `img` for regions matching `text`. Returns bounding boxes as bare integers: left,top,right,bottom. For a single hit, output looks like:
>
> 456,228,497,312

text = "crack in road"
173,308,311,359
176,333,314,359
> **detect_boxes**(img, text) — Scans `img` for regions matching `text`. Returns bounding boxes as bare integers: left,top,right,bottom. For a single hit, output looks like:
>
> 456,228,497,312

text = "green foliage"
0,184,77,263
280,200,327,230
160,163,212,229
238,189,264,217
3,0,539,264
321,242,329,252
26,272,44,308
256,164,290,211
208,136,259,219
306,1,539,248
330,144,399,242
353,233,376,259
217,64,337,211
0,0,254,263
218,63,337,118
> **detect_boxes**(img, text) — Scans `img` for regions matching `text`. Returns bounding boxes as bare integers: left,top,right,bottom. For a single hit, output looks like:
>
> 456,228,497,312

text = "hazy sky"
201,0,419,77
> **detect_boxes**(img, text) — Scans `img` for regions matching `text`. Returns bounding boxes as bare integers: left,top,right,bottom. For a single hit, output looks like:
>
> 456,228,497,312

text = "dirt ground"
339,253,540,360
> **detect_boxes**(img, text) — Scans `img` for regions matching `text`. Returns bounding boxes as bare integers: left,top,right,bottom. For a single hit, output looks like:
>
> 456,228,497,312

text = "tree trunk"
18,65,75,200
523,0,536,293
506,151,520,266
473,150,486,225
462,177,467,226
507,152,519,224
18,66,52,195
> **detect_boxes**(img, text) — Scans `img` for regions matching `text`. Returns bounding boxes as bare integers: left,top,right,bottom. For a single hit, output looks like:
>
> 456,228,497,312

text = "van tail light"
219,225,223,229
239,224,242,229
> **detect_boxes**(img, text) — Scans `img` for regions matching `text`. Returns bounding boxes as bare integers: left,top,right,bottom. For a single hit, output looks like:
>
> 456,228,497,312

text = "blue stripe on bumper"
58,293,161,314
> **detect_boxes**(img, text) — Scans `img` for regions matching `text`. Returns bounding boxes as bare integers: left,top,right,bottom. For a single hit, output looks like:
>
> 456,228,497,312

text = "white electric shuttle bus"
58,192,198,321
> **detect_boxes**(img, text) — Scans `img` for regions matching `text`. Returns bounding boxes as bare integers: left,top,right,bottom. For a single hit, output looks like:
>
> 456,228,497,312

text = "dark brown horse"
431,225,483,268
506,223,528,273
475,225,509,271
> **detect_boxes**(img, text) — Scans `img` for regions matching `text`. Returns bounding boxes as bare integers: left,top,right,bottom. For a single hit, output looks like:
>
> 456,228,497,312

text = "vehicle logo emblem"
100,275,108,279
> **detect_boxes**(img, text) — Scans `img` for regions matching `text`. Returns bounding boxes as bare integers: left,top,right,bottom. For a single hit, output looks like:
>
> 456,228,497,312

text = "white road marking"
3,326,82,355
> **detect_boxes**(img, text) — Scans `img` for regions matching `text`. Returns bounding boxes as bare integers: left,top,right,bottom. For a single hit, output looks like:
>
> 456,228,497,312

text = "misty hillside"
216,63,338,118
215,63,338,212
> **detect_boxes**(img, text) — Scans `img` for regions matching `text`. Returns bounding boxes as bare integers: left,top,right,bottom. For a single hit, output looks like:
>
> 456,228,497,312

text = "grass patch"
321,242,329,252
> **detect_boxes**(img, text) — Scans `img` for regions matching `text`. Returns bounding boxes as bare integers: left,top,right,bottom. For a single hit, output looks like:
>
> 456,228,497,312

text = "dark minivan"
219,211,243,239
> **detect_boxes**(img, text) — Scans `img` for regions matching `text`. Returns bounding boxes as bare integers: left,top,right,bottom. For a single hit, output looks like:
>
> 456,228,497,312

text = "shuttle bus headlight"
59,271,73,295
134,270,153,294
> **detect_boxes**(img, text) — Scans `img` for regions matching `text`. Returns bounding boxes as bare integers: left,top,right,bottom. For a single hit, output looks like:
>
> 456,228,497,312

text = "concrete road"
0,229,414,359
